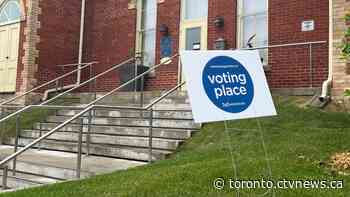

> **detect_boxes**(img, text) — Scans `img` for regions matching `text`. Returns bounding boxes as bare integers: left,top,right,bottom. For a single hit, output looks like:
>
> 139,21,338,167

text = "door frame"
0,22,20,92
178,0,208,85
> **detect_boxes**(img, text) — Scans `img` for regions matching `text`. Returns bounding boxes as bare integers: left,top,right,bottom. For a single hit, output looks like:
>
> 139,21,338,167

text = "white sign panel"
180,50,277,123
302,20,315,32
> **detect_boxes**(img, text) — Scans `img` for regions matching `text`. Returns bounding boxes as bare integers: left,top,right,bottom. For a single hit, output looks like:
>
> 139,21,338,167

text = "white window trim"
237,0,269,66
0,0,23,26
141,0,158,68
181,0,208,23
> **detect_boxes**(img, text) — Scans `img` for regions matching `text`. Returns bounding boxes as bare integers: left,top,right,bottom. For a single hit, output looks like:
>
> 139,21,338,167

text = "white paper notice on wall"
302,20,315,32
180,50,277,123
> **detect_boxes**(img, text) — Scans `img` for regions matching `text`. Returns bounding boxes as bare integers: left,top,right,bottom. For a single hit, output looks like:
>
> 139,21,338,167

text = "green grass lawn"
2,97,350,197
0,108,53,141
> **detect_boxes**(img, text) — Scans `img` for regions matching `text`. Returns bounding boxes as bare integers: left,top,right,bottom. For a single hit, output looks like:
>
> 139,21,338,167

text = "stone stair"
0,145,144,191
0,91,199,191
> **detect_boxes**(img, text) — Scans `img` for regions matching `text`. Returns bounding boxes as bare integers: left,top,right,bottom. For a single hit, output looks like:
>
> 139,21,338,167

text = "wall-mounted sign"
160,36,172,58
302,20,315,32
180,50,277,123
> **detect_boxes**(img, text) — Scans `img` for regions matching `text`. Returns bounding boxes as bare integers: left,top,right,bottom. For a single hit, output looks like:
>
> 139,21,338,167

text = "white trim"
0,19,20,26
140,0,158,68
178,0,209,86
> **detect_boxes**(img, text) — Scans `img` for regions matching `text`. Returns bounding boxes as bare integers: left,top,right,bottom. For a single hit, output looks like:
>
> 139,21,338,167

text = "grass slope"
2,97,350,197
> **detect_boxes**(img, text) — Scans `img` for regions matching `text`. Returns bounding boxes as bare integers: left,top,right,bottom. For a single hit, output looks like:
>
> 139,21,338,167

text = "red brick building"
0,0,331,99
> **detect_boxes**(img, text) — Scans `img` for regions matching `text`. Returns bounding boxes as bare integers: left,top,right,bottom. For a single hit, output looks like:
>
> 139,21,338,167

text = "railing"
0,61,97,131
0,58,136,125
0,54,181,189
241,40,328,89
0,62,97,107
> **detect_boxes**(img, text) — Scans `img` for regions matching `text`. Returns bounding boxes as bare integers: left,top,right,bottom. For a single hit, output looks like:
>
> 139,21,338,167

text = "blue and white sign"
180,50,277,123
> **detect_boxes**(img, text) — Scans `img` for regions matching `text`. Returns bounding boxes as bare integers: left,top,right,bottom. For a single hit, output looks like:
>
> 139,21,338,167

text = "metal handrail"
0,62,97,106
0,105,94,167
0,54,183,182
241,40,327,89
240,40,327,50
0,57,135,124
0,79,186,172
41,57,136,105
85,54,179,107
56,62,96,68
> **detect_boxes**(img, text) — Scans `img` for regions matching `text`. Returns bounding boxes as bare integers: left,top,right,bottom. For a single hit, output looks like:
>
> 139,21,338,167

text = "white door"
0,23,20,92
179,0,208,85
0,0,21,92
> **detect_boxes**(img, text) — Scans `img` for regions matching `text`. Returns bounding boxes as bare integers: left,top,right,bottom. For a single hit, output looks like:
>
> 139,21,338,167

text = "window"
0,0,21,24
238,0,268,64
182,0,208,21
142,0,157,67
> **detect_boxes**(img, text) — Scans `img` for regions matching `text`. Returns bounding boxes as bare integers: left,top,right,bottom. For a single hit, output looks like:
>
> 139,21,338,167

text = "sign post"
180,50,277,197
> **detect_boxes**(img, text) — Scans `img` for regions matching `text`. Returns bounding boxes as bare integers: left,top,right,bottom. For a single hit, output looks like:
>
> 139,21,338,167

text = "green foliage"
0,108,52,141
345,13,350,22
343,14,350,96
345,89,350,97
340,27,350,59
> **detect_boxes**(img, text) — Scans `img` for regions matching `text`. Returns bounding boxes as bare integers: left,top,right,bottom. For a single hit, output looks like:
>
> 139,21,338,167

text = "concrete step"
74,91,190,105
56,109,194,120
0,170,58,191
33,123,194,140
21,130,182,150
45,116,200,129
0,145,145,181
6,138,172,161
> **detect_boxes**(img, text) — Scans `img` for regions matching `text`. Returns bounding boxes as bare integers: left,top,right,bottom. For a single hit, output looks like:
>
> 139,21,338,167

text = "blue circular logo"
202,56,254,113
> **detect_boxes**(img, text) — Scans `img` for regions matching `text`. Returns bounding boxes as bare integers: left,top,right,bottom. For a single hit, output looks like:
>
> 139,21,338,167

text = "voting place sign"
180,50,277,123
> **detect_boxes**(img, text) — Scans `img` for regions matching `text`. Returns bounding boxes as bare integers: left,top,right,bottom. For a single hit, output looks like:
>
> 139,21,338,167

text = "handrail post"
76,117,84,179
38,122,42,151
13,114,20,175
0,107,3,119
309,43,313,88
148,108,153,163
140,75,144,109
55,80,60,114
134,58,139,93
0,108,3,145
2,166,8,190
89,65,93,102
86,110,93,156
93,79,97,101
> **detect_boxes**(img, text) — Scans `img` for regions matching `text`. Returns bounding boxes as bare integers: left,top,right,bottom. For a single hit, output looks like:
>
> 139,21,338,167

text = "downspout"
319,0,333,101
42,0,86,101
77,0,86,84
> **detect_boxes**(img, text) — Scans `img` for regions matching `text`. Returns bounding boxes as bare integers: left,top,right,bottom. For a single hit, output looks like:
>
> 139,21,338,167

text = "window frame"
237,0,269,65
0,0,21,26
181,0,208,23
140,0,158,67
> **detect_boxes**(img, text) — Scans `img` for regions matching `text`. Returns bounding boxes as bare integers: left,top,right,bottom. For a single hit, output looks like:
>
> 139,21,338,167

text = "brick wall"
15,0,82,98
267,0,329,89
207,0,237,50
145,0,181,90
148,0,329,90
18,0,330,94
36,0,82,88
15,0,27,94
332,0,350,96
83,0,136,92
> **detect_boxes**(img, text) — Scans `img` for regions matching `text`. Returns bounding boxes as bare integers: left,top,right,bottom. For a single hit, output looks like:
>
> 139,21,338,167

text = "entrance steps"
0,145,145,191
0,91,199,191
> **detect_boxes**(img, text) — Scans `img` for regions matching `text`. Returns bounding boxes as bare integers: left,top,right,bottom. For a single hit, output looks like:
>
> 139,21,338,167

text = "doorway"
179,0,208,85
0,0,21,92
